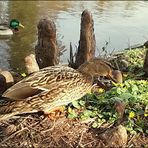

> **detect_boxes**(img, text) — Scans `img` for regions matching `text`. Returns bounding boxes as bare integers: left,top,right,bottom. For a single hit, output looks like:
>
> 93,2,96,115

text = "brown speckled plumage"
0,65,92,121
0,58,114,121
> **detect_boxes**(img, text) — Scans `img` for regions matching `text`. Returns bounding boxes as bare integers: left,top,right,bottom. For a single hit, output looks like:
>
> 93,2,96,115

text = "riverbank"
0,46,147,147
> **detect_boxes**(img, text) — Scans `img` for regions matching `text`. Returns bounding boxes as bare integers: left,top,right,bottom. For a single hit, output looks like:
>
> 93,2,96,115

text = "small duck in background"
0,19,24,36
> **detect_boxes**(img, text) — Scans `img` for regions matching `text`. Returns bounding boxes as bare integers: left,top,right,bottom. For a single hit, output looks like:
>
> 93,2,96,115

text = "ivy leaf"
116,87,122,95
21,73,27,77
67,109,77,119
83,110,93,117
72,100,80,109
92,122,98,128
119,93,133,103
131,85,138,93
79,100,85,106
135,127,143,133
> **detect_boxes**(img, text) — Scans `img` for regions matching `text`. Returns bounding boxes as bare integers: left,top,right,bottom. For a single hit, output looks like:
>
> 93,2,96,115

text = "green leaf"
83,110,93,117
135,72,145,77
131,85,138,92
72,100,80,109
116,87,122,95
79,100,85,106
119,93,133,100
21,73,27,77
135,127,143,133
67,110,78,119
92,122,98,128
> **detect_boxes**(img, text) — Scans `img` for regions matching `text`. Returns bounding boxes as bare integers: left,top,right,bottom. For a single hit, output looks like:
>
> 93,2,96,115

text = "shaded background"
0,1,148,73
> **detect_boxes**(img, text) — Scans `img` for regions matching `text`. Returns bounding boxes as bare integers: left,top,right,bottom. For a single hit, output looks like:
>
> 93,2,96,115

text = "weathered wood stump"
100,125,127,147
144,40,148,48
143,49,148,76
0,71,14,94
25,54,39,74
35,18,59,69
0,74,7,94
74,9,96,69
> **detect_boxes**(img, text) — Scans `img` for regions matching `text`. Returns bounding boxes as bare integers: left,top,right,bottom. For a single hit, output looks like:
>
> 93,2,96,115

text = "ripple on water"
0,40,11,70
0,1,148,72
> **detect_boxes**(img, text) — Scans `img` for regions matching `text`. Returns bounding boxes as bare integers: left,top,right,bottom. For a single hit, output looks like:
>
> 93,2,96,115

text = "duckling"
78,58,116,82
0,58,115,121
0,19,24,36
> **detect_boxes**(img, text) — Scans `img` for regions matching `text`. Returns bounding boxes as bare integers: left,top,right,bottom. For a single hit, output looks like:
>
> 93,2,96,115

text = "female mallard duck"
0,58,115,121
0,19,24,36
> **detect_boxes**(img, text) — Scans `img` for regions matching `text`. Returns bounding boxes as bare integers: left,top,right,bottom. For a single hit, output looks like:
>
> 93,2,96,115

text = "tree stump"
0,74,7,94
100,125,127,147
143,49,148,76
144,40,148,48
74,9,96,69
35,18,59,69
0,71,14,94
25,54,39,74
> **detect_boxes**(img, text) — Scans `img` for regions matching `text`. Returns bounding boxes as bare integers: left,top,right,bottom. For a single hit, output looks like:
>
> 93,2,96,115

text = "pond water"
0,1,148,73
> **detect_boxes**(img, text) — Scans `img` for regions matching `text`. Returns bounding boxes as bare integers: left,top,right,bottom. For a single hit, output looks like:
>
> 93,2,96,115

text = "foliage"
67,79,148,134
21,73,27,77
66,47,148,135
123,47,146,72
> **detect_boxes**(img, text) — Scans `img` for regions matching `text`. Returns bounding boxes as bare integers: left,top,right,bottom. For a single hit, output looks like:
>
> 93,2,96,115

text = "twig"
109,48,116,57
114,59,120,70
83,140,97,147
23,121,41,132
41,119,56,133
127,133,138,147
17,115,33,126
60,136,74,148
76,128,87,148
0,127,29,144
49,134,61,147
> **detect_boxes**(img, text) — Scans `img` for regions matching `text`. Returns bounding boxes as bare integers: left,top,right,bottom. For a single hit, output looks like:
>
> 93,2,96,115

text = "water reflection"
0,1,148,73
0,39,10,70
0,1,10,70
0,1,9,23
7,1,38,72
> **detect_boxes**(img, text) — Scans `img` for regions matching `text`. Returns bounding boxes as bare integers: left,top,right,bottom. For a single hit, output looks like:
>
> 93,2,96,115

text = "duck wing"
2,65,82,100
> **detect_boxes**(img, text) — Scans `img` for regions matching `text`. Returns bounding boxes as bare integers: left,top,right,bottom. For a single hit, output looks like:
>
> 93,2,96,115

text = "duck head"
9,19,24,32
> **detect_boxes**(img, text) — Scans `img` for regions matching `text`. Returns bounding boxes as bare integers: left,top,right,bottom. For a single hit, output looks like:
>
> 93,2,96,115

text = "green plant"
123,48,146,72
67,80,148,134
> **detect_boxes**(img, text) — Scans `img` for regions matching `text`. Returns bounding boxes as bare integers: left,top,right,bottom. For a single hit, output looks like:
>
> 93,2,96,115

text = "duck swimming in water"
0,19,24,36
0,58,116,121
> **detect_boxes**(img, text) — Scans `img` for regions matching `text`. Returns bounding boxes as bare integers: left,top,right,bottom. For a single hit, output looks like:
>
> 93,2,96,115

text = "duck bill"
19,23,24,28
